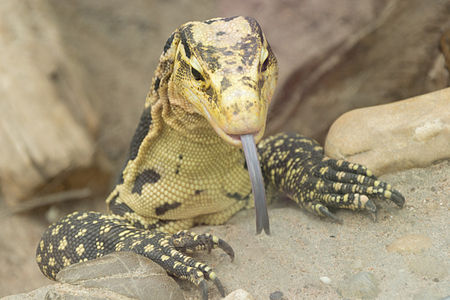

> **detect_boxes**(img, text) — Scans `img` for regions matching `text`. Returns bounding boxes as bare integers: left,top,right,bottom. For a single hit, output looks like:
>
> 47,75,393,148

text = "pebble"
319,276,331,284
269,291,284,300
337,272,380,299
386,234,432,254
224,289,255,300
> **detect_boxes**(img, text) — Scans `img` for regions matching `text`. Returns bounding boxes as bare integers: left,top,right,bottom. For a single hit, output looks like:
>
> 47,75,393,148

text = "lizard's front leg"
258,133,405,221
36,211,233,300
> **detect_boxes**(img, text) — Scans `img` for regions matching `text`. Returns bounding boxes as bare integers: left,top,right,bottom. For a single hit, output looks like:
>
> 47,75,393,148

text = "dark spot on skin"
154,77,160,91
108,193,134,216
242,76,255,89
155,202,182,216
216,31,226,36
195,190,203,195
195,42,223,71
129,106,152,160
232,103,241,115
132,169,161,195
226,192,250,201
205,86,215,103
223,16,239,22
220,77,231,92
204,19,218,25
258,78,264,90
183,41,191,58
232,33,258,66
117,170,124,185
244,16,264,45
178,154,183,160
237,66,243,72
163,33,175,53
175,164,180,175
118,173,124,184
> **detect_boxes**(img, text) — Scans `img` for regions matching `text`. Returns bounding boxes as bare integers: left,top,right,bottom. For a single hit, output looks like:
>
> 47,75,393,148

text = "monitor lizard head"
166,16,278,147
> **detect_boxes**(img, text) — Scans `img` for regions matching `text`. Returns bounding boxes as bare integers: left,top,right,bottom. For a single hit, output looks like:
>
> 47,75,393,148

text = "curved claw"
218,239,235,262
319,205,343,224
364,198,377,214
199,279,208,300
390,189,405,207
213,277,226,297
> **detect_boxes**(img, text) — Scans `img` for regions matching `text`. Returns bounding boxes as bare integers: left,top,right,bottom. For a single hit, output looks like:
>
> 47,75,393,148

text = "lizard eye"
261,56,269,72
260,47,270,72
191,66,205,81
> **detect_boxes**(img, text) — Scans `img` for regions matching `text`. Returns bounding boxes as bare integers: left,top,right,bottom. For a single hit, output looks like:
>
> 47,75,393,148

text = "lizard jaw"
200,103,265,147
218,127,265,147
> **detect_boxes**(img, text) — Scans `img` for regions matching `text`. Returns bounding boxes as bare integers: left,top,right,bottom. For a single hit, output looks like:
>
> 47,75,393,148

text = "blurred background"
0,0,449,296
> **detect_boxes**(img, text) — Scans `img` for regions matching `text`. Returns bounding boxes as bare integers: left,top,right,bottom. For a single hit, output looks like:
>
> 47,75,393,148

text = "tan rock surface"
325,87,450,175
0,0,96,203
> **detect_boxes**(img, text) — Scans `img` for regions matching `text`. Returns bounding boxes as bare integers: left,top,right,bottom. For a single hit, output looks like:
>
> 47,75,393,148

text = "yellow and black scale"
36,16,405,299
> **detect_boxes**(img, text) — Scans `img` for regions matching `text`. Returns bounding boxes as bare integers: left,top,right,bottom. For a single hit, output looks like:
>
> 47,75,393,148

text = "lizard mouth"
219,128,264,147
199,103,265,147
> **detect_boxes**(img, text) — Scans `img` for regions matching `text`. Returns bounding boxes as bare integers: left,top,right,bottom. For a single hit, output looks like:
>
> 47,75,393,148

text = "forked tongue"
240,134,270,235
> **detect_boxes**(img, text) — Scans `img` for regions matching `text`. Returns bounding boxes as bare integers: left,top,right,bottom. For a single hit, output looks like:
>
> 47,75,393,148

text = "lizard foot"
143,230,234,300
301,158,405,220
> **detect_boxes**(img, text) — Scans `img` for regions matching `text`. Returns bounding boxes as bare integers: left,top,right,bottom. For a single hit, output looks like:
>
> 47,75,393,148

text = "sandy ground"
1,160,448,300
182,160,449,299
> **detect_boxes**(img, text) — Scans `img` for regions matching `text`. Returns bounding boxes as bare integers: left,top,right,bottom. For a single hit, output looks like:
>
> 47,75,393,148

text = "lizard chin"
213,124,265,147
199,103,265,147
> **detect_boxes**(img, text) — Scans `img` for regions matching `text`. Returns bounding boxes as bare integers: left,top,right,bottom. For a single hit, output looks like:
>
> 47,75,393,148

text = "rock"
4,252,184,300
337,272,380,299
3,283,133,300
2,285,53,300
269,290,284,300
386,234,432,254
225,289,255,300
56,252,184,300
325,87,450,175
0,0,112,205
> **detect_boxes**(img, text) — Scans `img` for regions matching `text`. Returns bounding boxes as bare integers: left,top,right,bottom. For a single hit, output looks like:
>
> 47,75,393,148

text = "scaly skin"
36,16,404,299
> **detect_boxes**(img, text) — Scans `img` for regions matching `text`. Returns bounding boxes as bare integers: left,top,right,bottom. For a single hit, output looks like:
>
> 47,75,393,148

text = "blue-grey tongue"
240,134,270,235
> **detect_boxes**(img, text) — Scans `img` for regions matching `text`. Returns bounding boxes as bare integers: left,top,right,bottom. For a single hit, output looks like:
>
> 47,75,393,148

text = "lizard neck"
152,88,242,167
